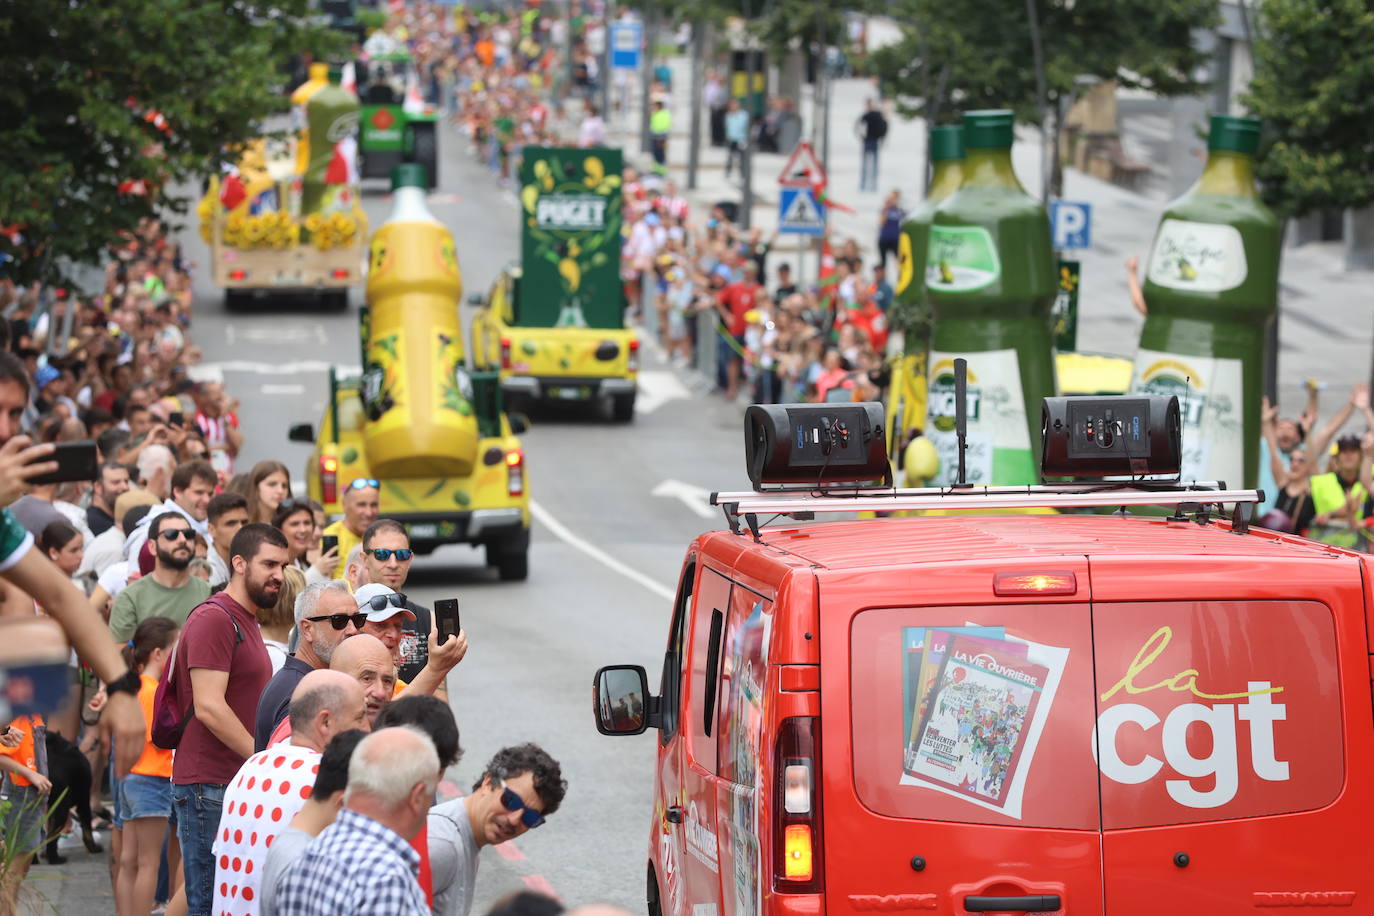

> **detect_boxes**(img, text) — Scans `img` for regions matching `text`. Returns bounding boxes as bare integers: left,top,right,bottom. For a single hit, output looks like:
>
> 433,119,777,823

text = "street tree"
0,0,342,285
1244,0,1374,219
869,0,1219,195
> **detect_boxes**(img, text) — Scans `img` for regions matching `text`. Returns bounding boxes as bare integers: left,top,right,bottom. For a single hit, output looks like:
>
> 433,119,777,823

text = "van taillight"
627,338,640,372
505,449,524,496
774,716,822,893
500,338,512,370
320,455,339,504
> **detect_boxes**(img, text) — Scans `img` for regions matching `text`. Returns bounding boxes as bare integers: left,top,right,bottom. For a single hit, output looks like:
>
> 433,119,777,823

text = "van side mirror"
467,293,484,306
593,665,657,736
288,423,315,443
508,413,530,435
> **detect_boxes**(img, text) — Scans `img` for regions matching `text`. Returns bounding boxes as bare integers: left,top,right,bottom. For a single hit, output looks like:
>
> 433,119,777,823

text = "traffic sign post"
1050,201,1092,250
1052,259,1080,352
610,23,642,70
778,187,826,236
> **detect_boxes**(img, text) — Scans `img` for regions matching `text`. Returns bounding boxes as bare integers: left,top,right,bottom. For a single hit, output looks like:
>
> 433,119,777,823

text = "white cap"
354,583,415,622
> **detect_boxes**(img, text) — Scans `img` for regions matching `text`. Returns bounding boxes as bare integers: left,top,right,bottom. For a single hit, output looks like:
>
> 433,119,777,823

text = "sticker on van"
899,626,1070,818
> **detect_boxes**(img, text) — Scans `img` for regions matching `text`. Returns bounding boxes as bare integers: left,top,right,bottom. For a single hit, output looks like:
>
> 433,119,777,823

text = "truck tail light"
331,268,350,280
774,716,822,893
506,449,524,497
500,337,512,370
627,337,640,373
229,269,247,281
320,455,339,504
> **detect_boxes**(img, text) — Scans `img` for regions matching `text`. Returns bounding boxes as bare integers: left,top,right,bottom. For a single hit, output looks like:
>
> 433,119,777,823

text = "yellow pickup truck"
289,368,531,580
469,265,639,421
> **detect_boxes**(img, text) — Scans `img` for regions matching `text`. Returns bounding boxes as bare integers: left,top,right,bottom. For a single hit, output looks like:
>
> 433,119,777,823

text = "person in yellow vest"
1308,435,1370,548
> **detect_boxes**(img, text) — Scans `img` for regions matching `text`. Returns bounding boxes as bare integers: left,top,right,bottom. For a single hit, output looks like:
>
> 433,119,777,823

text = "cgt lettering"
1095,682,1288,808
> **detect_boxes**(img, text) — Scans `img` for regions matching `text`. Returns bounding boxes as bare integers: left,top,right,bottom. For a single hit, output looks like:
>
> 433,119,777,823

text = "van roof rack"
709,483,1263,542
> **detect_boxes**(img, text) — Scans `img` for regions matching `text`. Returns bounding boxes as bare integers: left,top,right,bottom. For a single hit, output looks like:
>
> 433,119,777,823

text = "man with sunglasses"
354,583,467,701
108,511,211,643
359,520,432,683
427,744,567,916
321,478,380,576
254,581,362,751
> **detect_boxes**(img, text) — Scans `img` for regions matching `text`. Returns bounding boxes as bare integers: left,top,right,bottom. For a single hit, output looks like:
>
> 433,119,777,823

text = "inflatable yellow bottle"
291,63,330,175
362,163,477,477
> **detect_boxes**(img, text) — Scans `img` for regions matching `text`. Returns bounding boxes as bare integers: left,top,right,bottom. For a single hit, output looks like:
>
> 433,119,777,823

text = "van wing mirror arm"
646,694,662,730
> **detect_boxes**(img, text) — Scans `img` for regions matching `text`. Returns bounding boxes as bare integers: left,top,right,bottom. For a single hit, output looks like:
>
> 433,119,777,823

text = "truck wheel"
496,550,528,582
611,392,636,423
325,290,349,311
224,289,246,310
411,125,438,188
647,866,662,916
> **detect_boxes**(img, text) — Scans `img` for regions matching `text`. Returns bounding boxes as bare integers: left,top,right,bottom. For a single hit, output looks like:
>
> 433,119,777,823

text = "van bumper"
389,509,526,548
767,895,821,916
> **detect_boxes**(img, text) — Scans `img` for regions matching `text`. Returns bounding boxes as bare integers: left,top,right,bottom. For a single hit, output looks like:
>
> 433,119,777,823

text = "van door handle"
964,895,1061,912
665,806,684,825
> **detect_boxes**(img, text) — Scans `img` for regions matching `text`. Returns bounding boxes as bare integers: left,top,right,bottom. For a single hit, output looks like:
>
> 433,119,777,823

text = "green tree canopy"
869,0,1218,127
0,0,342,285
1244,0,1374,218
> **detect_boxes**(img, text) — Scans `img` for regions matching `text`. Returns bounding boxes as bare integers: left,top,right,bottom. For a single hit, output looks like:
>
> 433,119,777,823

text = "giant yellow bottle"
362,163,477,477
291,63,331,176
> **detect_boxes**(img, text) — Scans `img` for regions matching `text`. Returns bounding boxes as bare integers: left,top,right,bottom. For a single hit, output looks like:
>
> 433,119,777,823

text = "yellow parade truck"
469,147,640,422
290,164,531,579
200,67,367,309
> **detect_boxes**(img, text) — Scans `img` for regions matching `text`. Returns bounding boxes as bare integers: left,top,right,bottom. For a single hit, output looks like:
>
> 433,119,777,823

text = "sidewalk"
604,46,1374,418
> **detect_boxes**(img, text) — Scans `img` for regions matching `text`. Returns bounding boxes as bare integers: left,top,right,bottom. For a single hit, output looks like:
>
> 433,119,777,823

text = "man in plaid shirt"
274,727,439,915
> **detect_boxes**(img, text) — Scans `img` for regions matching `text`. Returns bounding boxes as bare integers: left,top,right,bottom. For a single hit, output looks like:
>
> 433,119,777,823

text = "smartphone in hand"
321,535,339,554
434,598,460,645
27,440,98,485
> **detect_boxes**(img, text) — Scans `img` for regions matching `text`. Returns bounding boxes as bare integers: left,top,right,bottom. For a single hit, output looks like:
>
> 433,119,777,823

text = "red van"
594,402,1374,915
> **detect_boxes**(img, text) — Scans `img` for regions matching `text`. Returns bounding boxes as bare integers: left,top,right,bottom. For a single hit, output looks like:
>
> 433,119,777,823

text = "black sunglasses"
361,592,408,612
498,781,545,829
305,612,368,631
158,529,194,542
366,548,413,562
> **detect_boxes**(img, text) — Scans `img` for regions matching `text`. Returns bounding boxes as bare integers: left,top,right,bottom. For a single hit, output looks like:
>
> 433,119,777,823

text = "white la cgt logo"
1092,626,1289,809
1094,682,1287,809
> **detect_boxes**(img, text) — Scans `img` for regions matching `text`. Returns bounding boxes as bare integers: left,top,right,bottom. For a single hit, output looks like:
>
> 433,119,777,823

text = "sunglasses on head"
497,780,545,829
305,612,368,631
348,478,380,491
366,547,413,562
158,529,194,542
361,592,407,612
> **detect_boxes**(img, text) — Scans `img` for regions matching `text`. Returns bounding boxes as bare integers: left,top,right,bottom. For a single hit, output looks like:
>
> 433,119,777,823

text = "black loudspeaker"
744,403,889,490
1041,396,1181,479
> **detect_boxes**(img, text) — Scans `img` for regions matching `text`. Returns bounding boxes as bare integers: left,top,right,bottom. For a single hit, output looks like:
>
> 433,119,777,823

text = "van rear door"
1090,554,1374,915
822,560,1104,914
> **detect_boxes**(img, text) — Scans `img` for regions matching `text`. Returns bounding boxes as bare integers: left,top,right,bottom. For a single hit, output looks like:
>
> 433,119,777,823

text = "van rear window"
850,605,1101,830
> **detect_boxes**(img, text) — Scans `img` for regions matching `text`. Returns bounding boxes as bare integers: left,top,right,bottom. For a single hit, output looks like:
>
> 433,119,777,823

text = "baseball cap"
1336,434,1362,451
354,583,416,622
34,366,60,389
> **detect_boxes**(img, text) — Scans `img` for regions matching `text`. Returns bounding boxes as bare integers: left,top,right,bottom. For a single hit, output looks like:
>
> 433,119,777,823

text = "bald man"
214,670,367,916
330,634,398,728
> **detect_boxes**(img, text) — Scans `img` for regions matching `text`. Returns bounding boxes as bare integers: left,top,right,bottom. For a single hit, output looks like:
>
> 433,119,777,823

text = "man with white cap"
354,582,467,701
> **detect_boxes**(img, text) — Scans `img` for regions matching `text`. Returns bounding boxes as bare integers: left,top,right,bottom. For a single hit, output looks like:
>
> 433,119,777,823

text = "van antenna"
954,357,969,489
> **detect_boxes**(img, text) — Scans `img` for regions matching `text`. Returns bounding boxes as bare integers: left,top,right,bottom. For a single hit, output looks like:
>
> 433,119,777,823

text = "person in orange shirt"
474,37,495,69
0,712,51,893
115,616,180,916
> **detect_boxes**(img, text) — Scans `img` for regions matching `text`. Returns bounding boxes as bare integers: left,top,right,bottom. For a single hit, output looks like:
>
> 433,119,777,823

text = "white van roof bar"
709,483,1263,539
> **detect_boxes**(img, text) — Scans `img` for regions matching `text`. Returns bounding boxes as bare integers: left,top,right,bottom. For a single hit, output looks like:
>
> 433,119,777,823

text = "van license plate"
407,523,439,539
551,387,585,400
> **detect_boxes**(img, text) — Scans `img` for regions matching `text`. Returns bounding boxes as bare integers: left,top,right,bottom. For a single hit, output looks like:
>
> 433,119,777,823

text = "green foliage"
0,0,344,285
870,0,1218,124
1244,0,1374,218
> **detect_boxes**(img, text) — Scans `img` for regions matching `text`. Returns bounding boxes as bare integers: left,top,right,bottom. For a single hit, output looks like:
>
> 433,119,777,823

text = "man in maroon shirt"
715,262,763,400
169,522,287,916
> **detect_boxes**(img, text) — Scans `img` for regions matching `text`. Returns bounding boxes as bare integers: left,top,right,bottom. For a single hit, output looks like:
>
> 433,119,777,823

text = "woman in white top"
272,500,339,586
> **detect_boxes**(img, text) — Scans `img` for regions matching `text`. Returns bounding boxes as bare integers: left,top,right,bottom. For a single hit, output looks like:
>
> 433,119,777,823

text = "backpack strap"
176,597,247,729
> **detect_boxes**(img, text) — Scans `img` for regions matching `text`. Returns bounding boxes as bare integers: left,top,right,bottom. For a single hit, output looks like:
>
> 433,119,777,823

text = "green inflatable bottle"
924,110,1057,486
894,125,964,357
1130,115,1278,488
302,71,360,218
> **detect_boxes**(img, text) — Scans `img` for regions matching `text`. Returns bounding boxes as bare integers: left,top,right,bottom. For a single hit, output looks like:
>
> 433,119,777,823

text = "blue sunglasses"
366,547,413,562
498,780,545,829
348,478,380,490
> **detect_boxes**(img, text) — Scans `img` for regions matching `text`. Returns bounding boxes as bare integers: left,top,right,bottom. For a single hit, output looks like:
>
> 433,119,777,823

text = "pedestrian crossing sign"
779,187,826,235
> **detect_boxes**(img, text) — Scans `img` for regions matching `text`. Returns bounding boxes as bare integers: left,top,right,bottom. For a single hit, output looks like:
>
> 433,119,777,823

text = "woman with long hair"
243,460,291,525
259,566,305,674
272,501,339,585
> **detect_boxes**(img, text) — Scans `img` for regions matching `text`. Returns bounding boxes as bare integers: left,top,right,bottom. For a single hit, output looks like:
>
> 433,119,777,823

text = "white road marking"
651,479,716,518
635,369,690,415
192,360,361,377
530,500,675,602
261,383,306,395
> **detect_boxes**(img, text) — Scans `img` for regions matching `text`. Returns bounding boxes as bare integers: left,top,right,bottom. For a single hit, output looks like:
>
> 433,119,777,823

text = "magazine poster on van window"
900,628,1070,820
903,626,1011,754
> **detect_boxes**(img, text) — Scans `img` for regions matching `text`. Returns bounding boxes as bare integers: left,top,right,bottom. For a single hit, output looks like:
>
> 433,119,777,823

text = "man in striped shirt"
193,381,243,477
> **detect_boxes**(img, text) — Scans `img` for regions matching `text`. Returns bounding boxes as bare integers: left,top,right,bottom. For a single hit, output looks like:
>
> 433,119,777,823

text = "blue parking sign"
610,23,642,70
1050,201,1092,250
